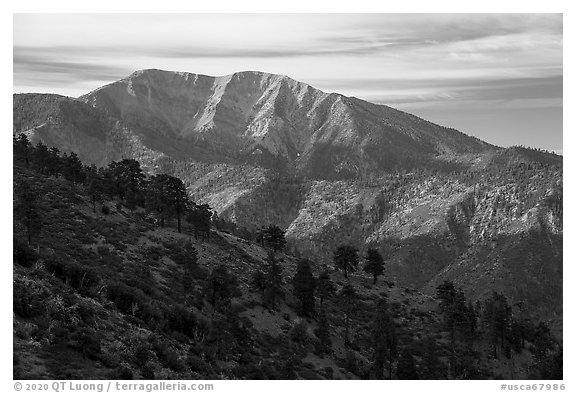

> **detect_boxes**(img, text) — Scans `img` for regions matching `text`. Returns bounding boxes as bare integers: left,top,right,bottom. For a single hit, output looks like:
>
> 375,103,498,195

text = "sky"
13,13,563,152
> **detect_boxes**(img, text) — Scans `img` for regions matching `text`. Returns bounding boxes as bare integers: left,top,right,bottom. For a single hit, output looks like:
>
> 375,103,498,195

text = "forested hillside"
13,136,562,380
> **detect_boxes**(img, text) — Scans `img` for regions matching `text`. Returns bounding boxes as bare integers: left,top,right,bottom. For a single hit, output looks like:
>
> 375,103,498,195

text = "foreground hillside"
13,144,562,380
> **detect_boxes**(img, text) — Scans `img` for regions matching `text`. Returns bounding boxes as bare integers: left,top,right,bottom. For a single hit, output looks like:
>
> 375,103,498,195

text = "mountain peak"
75,69,496,176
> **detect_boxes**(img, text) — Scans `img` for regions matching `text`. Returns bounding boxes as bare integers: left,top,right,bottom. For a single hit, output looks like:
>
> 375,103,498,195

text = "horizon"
13,14,563,153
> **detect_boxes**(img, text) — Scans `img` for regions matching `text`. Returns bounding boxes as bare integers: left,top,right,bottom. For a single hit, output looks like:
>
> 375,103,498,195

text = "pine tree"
314,308,332,355
263,225,286,253
204,265,239,317
124,188,138,213
421,337,444,379
31,142,51,175
14,179,42,246
187,203,212,239
87,177,104,213
62,152,84,184
263,252,284,310
333,245,359,278
181,242,199,292
316,268,336,307
372,298,397,379
482,291,512,358
364,248,385,284
436,281,476,350
163,175,189,233
13,134,32,168
250,270,266,297
292,259,316,316
396,347,418,380
146,174,169,227
108,159,145,200
337,283,358,347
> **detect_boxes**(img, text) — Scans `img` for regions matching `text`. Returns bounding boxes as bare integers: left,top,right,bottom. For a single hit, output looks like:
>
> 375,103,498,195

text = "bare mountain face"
13,69,562,329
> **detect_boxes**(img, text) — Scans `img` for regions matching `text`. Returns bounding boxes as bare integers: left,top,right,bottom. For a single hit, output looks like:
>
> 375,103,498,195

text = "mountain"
13,69,562,332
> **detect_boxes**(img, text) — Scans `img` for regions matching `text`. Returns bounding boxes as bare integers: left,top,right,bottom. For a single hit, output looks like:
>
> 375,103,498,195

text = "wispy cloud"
13,13,562,150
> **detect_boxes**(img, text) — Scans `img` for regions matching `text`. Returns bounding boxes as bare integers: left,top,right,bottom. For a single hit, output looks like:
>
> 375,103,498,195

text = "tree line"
13,134,212,242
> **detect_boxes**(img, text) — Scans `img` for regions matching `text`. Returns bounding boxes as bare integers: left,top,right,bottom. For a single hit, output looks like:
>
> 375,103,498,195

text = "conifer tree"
163,175,189,233
187,203,212,239
250,270,266,297
204,264,239,317
421,337,444,379
333,245,359,278
372,298,397,379
87,177,104,213
314,308,332,355
482,291,512,358
396,347,418,380
13,134,32,168
263,252,283,310
263,225,286,253
364,248,385,284
180,241,198,292
316,268,336,307
292,259,316,316
108,159,145,201
337,283,358,347
14,179,42,246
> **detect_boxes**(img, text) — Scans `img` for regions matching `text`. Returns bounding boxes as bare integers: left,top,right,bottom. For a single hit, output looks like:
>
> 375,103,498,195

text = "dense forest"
13,135,562,380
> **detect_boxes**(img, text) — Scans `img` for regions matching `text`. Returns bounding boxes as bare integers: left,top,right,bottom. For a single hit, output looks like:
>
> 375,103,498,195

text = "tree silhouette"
314,308,332,355
263,252,284,310
371,299,397,379
163,175,189,233
481,291,512,358
14,179,42,246
108,159,145,201
62,152,85,184
13,134,32,168
396,347,418,379
436,280,476,350
146,174,189,229
292,259,316,316
204,265,239,317
87,176,104,213
364,248,384,284
187,203,212,239
316,268,336,307
333,245,359,278
337,283,358,347
263,225,286,253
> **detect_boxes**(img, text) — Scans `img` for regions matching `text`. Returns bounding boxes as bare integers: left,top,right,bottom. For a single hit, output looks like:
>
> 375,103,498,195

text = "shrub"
141,362,156,380
101,205,111,215
13,238,38,268
117,366,133,380
290,321,309,344
13,277,47,318
165,305,197,338
44,256,101,291
105,281,147,315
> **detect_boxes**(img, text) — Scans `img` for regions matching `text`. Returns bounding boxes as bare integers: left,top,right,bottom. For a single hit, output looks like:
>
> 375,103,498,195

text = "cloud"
12,14,563,150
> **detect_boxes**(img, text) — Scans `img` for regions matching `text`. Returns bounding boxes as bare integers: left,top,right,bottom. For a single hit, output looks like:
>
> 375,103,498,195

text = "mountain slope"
14,163,560,380
77,69,495,177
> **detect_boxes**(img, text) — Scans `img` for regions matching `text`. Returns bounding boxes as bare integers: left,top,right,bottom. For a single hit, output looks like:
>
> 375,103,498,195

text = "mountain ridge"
74,69,496,176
